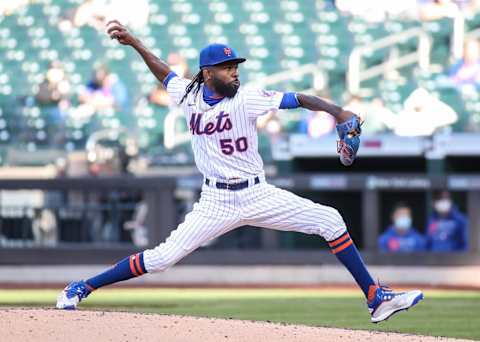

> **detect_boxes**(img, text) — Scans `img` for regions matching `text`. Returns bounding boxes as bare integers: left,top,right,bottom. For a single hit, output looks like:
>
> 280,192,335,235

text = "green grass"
1,288,479,340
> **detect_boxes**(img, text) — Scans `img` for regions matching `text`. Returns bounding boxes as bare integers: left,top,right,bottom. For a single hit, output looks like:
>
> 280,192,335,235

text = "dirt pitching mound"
0,308,470,342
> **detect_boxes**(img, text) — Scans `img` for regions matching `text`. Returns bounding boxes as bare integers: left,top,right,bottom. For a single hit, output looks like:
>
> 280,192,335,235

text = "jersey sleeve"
243,88,284,119
166,75,191,105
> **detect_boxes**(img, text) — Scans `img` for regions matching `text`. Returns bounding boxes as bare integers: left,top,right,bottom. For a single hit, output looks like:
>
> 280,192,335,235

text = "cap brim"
230,58,246,64
202,58,247,68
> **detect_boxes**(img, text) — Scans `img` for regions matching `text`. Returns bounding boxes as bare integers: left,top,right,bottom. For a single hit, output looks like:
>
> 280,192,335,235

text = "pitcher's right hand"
106,20,138,46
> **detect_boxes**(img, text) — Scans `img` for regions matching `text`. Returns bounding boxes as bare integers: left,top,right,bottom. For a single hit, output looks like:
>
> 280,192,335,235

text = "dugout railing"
0,174,479,266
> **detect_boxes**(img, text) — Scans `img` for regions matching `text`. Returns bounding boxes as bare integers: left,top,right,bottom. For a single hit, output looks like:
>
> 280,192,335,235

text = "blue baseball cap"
199,43,246,69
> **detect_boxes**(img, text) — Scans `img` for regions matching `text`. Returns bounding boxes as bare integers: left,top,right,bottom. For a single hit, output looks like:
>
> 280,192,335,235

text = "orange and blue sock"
85,252,147,290
328,231,375,299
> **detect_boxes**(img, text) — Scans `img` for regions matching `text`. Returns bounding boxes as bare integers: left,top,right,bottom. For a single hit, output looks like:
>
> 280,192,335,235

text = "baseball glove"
336,115,363,166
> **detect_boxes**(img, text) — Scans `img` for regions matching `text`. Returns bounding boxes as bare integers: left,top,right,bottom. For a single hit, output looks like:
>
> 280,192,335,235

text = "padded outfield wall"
0,174,478,267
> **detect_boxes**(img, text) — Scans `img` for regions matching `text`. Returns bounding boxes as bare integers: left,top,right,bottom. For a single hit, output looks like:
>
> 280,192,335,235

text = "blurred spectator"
0,0,28,15
345,96,397,134
378,202,426,253
418,0,460,21
298,110,335,138
426,190,468,252
58,0,102,32
75,65,128,119
463,0,480,12
123,201,149,247
35,61,71,145
448,39,480,88
36,61,71,108
60,0,149,32
257,110,282,139
335,0,417,22
167,53,192,79
149,53,191,108
32,208,58,247
106,0,149,30
393,88,457,136
149,83,171,108
79,65,112,109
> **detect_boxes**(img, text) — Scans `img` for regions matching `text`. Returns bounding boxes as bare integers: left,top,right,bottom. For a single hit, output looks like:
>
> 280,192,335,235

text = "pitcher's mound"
0,308,468,342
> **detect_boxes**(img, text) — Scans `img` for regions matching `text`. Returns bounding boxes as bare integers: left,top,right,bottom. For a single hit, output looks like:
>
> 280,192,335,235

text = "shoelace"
368,281,394,305
380,285,392,293
379,286,395,301
377,281,406,302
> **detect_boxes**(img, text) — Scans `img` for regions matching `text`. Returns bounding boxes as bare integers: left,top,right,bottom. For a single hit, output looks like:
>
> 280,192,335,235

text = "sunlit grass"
1,288,479,340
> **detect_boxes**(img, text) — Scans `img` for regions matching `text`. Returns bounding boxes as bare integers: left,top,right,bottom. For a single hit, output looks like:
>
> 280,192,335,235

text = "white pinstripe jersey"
166,76,283,180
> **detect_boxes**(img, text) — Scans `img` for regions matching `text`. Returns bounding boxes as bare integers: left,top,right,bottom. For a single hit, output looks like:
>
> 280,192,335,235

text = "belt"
205,176,260,191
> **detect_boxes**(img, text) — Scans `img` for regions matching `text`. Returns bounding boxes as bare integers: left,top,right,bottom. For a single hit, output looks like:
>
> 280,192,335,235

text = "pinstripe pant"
143,182,347,272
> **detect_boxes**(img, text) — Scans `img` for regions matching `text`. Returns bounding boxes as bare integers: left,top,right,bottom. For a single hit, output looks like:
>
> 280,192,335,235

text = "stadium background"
0,0,479,290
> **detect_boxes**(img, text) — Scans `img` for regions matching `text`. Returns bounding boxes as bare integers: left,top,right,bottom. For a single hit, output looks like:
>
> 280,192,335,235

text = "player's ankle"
367,284,379,303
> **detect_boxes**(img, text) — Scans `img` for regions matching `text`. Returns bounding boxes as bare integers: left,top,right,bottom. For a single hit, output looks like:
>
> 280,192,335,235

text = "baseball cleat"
56,281,91,310
368,285,423,323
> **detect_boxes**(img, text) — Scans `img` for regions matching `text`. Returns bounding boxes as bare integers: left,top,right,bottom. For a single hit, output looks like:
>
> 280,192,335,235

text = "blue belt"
205,176,260,191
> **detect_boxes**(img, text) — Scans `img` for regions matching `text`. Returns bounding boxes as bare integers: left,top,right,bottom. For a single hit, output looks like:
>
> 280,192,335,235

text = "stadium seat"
0,0,474,158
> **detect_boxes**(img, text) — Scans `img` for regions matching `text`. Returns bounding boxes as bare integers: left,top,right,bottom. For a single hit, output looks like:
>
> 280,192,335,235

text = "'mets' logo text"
189,111,233,135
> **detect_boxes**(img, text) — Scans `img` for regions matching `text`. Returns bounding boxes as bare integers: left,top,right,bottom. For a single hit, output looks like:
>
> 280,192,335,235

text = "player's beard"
211,76,240,98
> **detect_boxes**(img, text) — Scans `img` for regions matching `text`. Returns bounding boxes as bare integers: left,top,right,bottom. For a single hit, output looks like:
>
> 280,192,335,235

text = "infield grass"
0,288,479,340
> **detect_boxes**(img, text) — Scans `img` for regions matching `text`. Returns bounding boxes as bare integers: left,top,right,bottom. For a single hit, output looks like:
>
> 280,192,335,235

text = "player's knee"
323,205,345,225
328,226,348,242
316,206,347,241
145,253,178,273
142,243,185,273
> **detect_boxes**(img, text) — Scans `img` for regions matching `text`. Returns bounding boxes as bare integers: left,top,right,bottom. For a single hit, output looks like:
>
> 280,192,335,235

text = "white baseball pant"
143,179,347,272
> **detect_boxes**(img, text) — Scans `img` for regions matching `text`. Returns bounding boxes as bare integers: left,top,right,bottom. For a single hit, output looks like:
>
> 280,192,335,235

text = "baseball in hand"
106,22,116,34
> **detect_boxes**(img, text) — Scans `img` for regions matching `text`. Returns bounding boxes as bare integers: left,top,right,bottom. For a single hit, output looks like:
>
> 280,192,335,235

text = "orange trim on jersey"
328,233,350,248
134,253,144,275
129,255,139,276
331,239,353,254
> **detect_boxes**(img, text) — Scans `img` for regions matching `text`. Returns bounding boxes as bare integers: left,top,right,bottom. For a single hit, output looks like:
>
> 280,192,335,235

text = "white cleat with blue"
56,281,91,310
368,285,423,323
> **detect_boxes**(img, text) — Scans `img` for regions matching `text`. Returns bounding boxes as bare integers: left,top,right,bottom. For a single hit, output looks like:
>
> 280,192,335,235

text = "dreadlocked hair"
179,70,204,104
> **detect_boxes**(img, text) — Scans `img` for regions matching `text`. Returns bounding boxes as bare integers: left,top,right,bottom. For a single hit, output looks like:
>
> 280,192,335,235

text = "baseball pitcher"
57,21,423,323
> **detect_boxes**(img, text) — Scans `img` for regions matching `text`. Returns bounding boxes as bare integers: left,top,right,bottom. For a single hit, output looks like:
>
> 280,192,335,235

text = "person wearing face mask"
378,203,426,253
426,191,468,252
